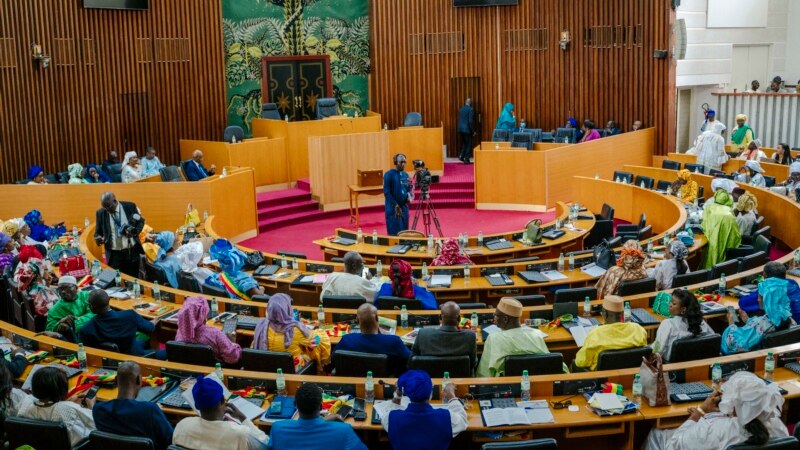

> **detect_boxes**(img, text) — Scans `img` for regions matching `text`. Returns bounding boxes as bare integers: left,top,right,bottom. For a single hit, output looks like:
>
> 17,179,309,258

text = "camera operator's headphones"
393,153,406,165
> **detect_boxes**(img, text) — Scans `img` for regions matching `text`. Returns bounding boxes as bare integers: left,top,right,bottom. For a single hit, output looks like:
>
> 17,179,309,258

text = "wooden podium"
180,139,289,188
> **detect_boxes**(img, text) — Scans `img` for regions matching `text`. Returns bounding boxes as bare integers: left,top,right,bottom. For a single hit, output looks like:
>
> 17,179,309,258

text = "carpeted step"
256,188,312,208
258,201,319,221
296,179,311,191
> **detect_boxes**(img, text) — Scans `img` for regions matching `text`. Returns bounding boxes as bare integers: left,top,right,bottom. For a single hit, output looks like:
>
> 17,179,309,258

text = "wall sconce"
559,30,571,51
31,41,50,68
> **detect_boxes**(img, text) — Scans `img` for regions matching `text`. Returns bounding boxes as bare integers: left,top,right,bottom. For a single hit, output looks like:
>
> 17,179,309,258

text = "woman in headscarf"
120,151,143,183
771,161,800,202
694,121,728,173
23,209,65,243
644,371,789,450
595,240,648,298
670,169,699,203
721,274,792,354
252,293,331,373
731,114,755,152
137,224,159,262
83,164,111,184
174,240,214,286
649,239,689,290
26,165,47,185
771,143,793,165
430,238,473,267
175,296,242,364
14,250,58,316
376,259,438,310
737,139,767,161
701,189,742,268
153,232,182,289
0,232,15,275
734,160,766,187
204,239,264,300
67,163,86,184
495,103,516,131
580,120,601,143
733,192,758,236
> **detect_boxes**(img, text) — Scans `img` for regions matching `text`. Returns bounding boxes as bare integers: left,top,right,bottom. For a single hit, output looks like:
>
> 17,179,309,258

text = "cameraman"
94,192,145,276
384,154,412,236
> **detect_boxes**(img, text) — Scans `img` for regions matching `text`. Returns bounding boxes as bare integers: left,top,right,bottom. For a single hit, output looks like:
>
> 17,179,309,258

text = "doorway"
449,77,481,159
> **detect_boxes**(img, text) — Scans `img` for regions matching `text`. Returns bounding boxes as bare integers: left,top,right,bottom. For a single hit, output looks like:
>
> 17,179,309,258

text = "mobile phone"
267,400,282,415
336,405,352,418
727,306,738,323
85,385,100,400
133,303,150,309
353,397,366,412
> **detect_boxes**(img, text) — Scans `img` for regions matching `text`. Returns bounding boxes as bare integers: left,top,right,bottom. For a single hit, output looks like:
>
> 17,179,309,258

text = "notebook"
518,271,549,284
428,275,452,288
484,273,514,286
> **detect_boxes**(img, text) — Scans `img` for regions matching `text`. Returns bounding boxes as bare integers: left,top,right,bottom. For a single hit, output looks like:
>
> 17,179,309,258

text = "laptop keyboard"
159,388,191,409
486,240,513,251
631,308,660,325
237,316,261,330
387,244,411,254
670,382,713,402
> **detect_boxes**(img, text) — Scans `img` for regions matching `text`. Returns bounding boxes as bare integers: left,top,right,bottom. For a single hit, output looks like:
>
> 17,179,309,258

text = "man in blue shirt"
383,153,411,235
268,383,366,450
334,303,411,376
184,149,216,181
78,290,158,357
93,361,174,450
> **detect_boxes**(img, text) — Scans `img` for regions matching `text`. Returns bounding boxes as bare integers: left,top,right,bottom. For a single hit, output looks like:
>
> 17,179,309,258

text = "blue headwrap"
192,376,224,410
209,238,246,274
397,370,433,403
0,232,10,250
567,117,578,128
84,164,112,183
24,210,65,242
707,109,716,116
155,231,175,260
27,165,44,180
759,277,791,326
23,210,42,227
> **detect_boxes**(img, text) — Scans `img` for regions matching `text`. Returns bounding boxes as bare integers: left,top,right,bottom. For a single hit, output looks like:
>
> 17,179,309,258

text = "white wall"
786,1,800,84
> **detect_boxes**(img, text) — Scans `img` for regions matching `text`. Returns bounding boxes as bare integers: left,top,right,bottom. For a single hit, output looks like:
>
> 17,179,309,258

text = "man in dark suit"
94,192,145,276
457,98,475,164
184,149,216,181
410,301,476,372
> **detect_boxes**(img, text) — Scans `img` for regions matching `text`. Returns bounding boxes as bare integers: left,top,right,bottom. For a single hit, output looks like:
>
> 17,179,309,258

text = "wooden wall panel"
0,0,226,184
370,0,676,157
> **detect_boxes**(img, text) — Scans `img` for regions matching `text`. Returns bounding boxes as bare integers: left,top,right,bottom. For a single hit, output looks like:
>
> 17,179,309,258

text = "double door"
260,55,333,121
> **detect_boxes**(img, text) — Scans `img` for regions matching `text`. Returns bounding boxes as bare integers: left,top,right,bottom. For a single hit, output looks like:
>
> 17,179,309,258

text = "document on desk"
517,400,555,424
481,407,533,426
428,274,452,288
580,263,607,277
568,324,597,347
541,270,567,281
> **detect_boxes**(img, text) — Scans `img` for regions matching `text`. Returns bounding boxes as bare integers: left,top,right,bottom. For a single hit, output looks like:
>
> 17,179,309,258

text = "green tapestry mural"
222,0,369,134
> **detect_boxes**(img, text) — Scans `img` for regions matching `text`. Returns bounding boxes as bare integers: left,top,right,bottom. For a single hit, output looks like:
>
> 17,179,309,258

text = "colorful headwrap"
192,376,224,410
713,189,733,207
175,296,210,342
397,370,433,403
430,238,473,266
736,192,757,213
567,117,578,128
673,170,698,203
389,259,414,299
84,164,111,183
677,169,692,182
744,160,764,174
759,277,791,327
265,293,309,348
14,258,46,292
68,163,84,181
2,219,19,236
616,240,645,269
122,151,139,167
707,109,716,116
18,245,43,263
0,232,10,250
711,178,738,194
667,240,688,261
155,231,175,260
23,210,42,227
27,165,44,180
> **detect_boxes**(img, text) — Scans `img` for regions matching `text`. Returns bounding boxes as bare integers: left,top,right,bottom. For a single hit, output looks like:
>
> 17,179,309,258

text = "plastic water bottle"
522,229,529,244
115,269,122,287
632,374,643,403
477,231,483,247
285,114,289,123
471,311,479,331
91,259,101,278
280,254,288,269
794,249,800,269
623,301,631,323
427,233,434,253
376,260,383,277
615,176,621,183
421,262,429,280
317,304,325,324
400,305,408,328
72,226,79,241
521,370,531,401
495,143,499,150
383,123,388,131
372,229,378,245
77,344,87,371
210,297,219,317
357,227,363,244
646,239,653,255
442,371,451,391
276,368,287,395
203,210,209,222
765,352,775,381
231,134,237,144
365,371,375,402
712,362,722,389
214,363,224,381
557,253,565,272
718,273,726,295
291,257,299,271
153,281,161,303
132,279,141,300
640,180,646,189
568,253,575,271
463,264,470,282
583,296,592,318
221,167,227,177
84,217,90,229
293,308,299,321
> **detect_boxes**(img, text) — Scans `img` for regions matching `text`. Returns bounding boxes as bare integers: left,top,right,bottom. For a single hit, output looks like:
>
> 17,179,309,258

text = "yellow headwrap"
3,219,19,236
677,169,692,182
735,114,748,122
736,192,757,213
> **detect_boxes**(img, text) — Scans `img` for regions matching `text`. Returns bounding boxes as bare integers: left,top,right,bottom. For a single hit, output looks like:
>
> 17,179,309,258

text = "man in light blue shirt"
141,147,165,177
268,383,366,450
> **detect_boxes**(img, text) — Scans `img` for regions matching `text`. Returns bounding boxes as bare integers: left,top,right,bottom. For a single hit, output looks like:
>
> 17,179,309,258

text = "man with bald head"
79,290,159,357
93,361,174,450
333,303,410,376
411,301,477,371
320,251,380,302
184,149,216,181
94,192,145,276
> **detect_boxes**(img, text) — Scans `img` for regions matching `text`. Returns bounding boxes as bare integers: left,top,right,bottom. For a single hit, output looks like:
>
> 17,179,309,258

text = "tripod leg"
411,200,423,231
425,200,444,237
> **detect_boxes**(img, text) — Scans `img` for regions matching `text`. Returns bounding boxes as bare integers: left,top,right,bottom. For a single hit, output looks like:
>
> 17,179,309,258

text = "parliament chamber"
2,0,800,449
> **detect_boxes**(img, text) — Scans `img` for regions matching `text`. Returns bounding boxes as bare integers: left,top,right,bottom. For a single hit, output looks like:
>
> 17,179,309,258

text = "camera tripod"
411,190,444,237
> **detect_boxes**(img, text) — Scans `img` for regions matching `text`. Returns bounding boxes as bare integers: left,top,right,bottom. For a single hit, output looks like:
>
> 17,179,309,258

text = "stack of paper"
580,263,607,277
541,270,567,281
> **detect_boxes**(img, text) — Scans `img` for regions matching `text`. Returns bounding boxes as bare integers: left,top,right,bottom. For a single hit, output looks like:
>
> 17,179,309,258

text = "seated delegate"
573,295,648,371
652,289,713,361
376,259,437,310
184,149,216,181
411,301,477,370
175,296,242,365
595,240,647,298
649,240,689,290
334,303,410,376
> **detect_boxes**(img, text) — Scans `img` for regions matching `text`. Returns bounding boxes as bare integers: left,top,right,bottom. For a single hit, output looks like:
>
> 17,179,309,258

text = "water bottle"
153,281,161,303
631,374,642,403
291,257,298,271
91,259,101,278
427,233,434,253
231,134,237,144
794,249,800,269
372,229,378,245
442,371,451,391
276,368,287,396
72,226,79,241
221,167,228,177
463,264,470,282
214,363,224,381
210,297,219,317
203,210,209,222
557,253,565,272
477,231,483,247
357,227,363,244
383,123,388,131
522,229,529,244
765,352,775,381
115,269,122,287
293,308,299,321
711,362,722,389
285,114,290,123
132,279,141,300
640,181,646,189
568,253,575,271
663,233,670,247
594,173,600,179
400,305,408,328
623,301,631,323
718,273,726,295
646,239,653,255
317,304,325,324
77,344,87,371
84,216,90,229
615,176,621,183
365,371,375,402
521,370,531,401
421,262,429,280
471,310,479,331
376,260,383,277
458,233,464,248
280,254,288,269
495,143,499,150
583,296,592,318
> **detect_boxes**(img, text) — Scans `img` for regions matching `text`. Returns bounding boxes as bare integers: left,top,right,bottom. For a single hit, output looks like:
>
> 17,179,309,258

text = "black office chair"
762,326,800,349
668,334,721,363
201,282,228,298
333,350,389,377
179,159,192,179
743,225,771,246
525,128,542,143
98,342,121,352
223,125,244,143
513,295,546,307
764,175,776,188
612,171,633,183
5,416,75,450
89,430,154,450
403,112,422,126
596,347,652,371
457,302,487,310
712,259,740,279
511,132,533,150
481,438,558,450
261,102,281,120
57,171,70,183
584,219,613,249
709,168,727,177
316,98,338,119
656,180,672,192
661,160,680,170
408,355,471,378
634,175,654,189
178,271,202,293
615,213,647,241
166,341,216,366
617,277,657,296
504,353,564,376
107,163,123,183
739,251,768,272
672,269,711,288
684,163,704,173
492,129,510,142
726,437,800,450
144,259,169,286
554,287,597,304
376,296,423,310
321,295,366,322
555,127,576,143
595,203,615,221
752,234,772,256
241,348,316,375
159,165,183,182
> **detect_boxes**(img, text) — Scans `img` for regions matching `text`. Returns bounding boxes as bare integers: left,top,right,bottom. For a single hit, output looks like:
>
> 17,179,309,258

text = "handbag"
639,353,670,407
652,292,672,317
593,239,616,269
242,251,266,271
525,219,543,245
59,255,89,278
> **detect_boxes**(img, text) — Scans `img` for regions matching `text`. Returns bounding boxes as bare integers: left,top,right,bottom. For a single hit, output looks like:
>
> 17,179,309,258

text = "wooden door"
261,56,332,121
449,77,481,158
